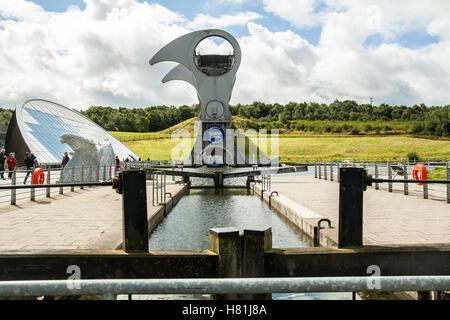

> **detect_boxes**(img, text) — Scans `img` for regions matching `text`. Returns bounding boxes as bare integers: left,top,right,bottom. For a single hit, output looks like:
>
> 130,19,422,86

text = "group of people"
0,150,39,183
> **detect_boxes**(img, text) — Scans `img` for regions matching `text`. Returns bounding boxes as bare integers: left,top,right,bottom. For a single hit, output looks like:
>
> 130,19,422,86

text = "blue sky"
0,0,449,108
27,0,438,48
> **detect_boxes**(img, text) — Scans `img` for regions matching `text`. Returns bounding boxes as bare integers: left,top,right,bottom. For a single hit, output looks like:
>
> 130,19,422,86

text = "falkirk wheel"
150,29,251,166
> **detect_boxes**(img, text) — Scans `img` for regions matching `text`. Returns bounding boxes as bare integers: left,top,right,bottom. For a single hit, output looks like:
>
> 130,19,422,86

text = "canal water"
145,182,357,300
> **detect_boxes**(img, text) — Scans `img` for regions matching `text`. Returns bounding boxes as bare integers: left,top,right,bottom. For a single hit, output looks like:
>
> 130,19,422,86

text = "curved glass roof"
16,99,139,164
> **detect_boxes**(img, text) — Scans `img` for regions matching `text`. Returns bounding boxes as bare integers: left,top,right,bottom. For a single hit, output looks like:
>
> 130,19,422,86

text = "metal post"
447,161,450,204
241,228,272,300
30,171,35,201
424,163,429,200
324,163,327,180
163,172,166,205
388,161,392,193
59,169,64,195
314,162,317,179
337,162,340,182
156,172,159,205
338,168,364,249
319,162,322,179
70,167,75,192
46,168,51,197
10,170,16,205
403,162,408,196
209,228,241,300
330,164,334,182
120,170,149,253
80,166,84,190
375,163,379,190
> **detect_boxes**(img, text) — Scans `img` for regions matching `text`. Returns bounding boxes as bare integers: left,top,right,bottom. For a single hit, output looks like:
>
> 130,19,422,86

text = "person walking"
30,152,39,167
0,149,7,180
7,153,16,179
23,152,35,184
61,152,70,168
115,156,120,171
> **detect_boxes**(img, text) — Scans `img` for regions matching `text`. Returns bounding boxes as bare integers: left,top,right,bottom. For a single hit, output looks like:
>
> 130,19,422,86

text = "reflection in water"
149,189,309,250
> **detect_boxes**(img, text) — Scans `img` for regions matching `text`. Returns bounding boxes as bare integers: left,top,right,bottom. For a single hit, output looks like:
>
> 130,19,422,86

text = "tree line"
0,101,448,137
79,105,197,132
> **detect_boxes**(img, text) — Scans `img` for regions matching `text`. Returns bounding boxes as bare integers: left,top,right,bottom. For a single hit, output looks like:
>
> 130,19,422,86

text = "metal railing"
314,161,450,203
0,276,449,299
152,170,166,206
261,168,272,192
0,165,116,205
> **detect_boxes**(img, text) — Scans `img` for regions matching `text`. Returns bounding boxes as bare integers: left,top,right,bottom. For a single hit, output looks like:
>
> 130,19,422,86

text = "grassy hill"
109,117,450,162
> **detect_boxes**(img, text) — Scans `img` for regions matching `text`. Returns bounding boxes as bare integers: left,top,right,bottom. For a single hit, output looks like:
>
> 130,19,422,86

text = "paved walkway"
269,175,450,246
0,182,186,251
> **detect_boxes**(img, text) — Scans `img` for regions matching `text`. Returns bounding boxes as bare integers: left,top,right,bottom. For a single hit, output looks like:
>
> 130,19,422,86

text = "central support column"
214,172,224,188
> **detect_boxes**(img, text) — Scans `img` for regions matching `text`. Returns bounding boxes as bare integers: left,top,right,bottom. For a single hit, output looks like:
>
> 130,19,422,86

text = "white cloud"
0,0,449,110
187,11,262,30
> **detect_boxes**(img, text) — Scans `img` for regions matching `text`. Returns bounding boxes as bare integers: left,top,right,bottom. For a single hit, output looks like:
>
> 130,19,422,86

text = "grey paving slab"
0,182,186,251
270,175,450,245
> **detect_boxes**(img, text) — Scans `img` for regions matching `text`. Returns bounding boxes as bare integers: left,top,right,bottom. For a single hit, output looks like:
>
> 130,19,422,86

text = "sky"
0,0,449,110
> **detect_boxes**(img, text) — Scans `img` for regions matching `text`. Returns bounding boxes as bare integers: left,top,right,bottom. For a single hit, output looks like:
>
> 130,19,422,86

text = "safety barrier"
314,161,450,203
0,276,449,299
0,166,116,205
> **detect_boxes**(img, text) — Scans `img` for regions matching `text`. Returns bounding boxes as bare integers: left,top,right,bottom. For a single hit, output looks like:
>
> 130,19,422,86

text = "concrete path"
266,175,450,246
0,182,187,251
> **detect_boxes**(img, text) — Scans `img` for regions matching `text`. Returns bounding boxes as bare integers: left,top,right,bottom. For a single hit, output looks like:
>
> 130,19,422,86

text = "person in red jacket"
6,153,16,179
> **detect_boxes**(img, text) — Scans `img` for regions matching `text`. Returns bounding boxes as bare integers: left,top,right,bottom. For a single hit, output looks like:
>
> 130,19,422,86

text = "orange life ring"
412,164,427,185
32,168,45,185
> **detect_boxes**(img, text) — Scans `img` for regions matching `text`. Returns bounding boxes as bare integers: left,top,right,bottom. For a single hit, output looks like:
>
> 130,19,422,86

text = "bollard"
314,162,317,179
268,191,278,209
241,228,272,300
46,168,51,197
403,162,408,196
209,228,241,300
119,170,149,253
338,168,364,249
330,164,334,182
313,219,332,247
324,163,327,180
10,170,16,205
